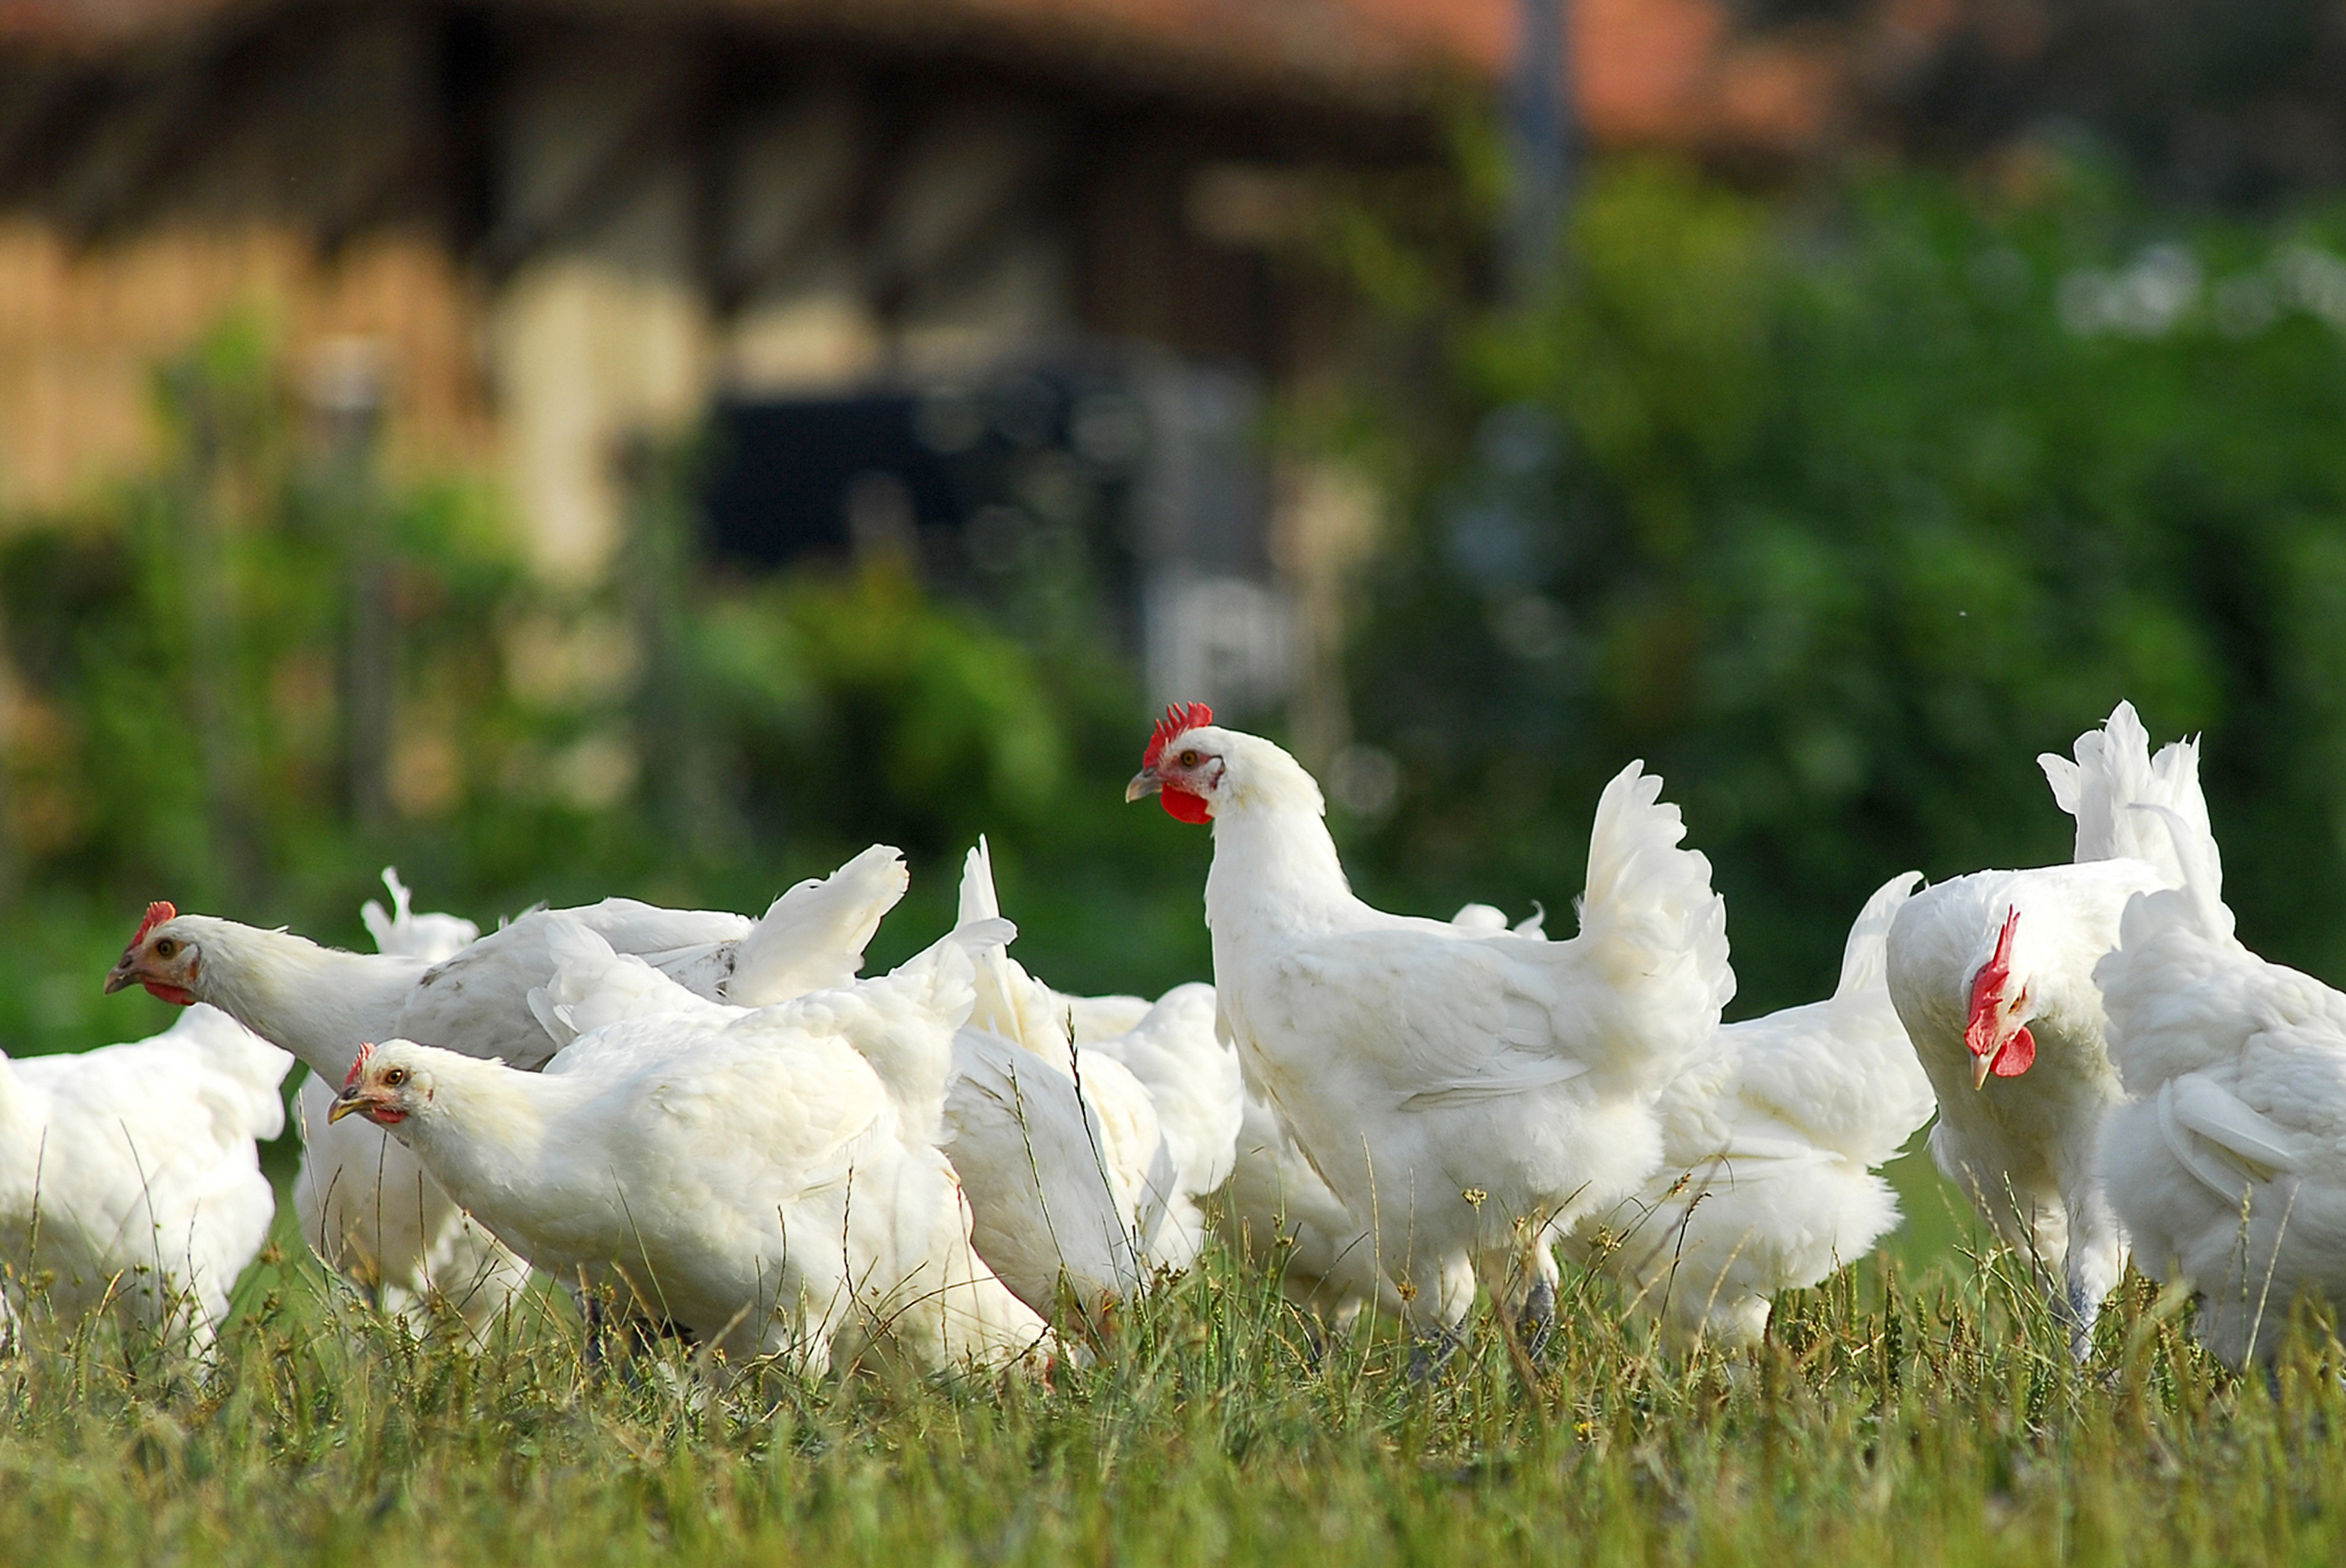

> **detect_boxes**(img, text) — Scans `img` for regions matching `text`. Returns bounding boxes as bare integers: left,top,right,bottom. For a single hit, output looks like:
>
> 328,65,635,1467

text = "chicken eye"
383,1067,409,1088
154,939,176,958
1179,750,1200,767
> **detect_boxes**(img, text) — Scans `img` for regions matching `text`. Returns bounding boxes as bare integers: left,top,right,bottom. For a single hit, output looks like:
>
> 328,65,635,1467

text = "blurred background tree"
1329,154,2346,1014
1806,0,2346,204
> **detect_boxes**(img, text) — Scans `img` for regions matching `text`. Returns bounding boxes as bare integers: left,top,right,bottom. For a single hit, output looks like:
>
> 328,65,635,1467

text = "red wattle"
142,981,195,1007
1161,786,1212,824
1991,1025,2036,1078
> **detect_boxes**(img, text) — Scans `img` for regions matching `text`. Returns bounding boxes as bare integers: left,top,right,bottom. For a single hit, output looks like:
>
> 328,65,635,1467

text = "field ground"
4,1150,2343,1568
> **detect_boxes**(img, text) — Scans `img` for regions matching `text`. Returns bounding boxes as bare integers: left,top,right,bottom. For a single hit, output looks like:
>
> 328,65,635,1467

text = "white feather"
0,1005,288,1349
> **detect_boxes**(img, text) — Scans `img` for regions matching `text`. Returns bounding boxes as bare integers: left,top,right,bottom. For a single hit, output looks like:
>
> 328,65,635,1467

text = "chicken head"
328,1040,428,1127
103,901,199,1006
1124,702,1220,823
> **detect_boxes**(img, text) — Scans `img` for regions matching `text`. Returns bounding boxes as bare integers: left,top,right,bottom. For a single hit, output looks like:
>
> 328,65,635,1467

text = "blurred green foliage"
0,317,1210,1059
1335,156,2346,1016
9,150,2346,1084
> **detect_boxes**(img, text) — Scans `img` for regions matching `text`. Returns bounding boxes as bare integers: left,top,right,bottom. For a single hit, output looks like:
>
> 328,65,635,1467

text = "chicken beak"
1971,1052,1994,1092
326,1091,372,1124
102,955,140,995
1124,768,1161,803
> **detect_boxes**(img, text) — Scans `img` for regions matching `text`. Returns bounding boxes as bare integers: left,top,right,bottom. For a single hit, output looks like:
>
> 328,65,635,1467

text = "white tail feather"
851,916,1016,1115
1833,871,1924,999
2040,701,2212,884
524,916,719,1049
726,844,909,1006
878,916,1014,1032
2133,802,2231,942
959,836,1001,924
361,867,480,962
1573,760,1734,1082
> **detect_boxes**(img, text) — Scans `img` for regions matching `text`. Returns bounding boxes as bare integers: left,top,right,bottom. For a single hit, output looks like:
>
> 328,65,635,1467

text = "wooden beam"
693,69,868,317
50,15,296,244
432,1,503,258
0,66,91,199
473,32,707,282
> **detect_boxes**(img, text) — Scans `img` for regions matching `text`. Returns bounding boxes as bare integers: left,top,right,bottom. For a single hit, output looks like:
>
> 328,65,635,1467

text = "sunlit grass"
5,1186,2344,1568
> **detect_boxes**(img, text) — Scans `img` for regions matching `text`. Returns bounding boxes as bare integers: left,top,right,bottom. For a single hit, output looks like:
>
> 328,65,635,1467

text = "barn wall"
0,221,491,514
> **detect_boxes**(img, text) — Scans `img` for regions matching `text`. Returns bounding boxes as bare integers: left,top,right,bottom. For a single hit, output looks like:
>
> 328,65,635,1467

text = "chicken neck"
1202,797,1363,948
183,922,428,1083
377,1053,558,1224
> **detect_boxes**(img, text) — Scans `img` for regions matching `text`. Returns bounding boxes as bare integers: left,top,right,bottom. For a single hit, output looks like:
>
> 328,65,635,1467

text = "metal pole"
1508,0,1573,300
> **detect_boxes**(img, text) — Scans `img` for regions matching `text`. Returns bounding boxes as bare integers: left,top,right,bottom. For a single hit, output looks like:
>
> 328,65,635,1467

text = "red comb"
1963,906,2023,1059
1142,702,1214,769
131,900,177,946
342,1043,375,1093
1990,905,2021,967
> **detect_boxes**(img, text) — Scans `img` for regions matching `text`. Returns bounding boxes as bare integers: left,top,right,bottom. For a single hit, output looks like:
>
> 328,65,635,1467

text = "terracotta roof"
685,0,1492,110
0,0,1845,150
0,0,236,48
695,0,1844,148
1314,0,1843,151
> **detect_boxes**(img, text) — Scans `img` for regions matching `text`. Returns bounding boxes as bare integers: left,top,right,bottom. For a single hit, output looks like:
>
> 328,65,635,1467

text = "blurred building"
0,0,1841,712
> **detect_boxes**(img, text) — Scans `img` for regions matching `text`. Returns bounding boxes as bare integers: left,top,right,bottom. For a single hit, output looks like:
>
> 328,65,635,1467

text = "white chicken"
0,1005,287,1349
329,916,1053,1375
504,845,1159,1338
1082,983,1242,1274
2093,802,2346,1368
291,868,528,1334
1219,1087,1405,1332
940,840,1159,1324
1210,898,1512,1338
1218,899,1551,1337
942,1028,1146,1329
105,846,910,1332
953,838,1242,1277
1565,871,1934,1348
1128,703,1733,1363
1887,700,2208,1357
110,845,910,1078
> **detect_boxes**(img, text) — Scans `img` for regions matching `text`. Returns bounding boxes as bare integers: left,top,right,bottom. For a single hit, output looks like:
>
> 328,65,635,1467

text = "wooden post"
616,430,728,859
162,360,262,900
306,338,394,835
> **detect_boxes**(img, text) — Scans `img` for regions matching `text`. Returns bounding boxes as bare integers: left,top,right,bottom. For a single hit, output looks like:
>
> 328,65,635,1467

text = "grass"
5,1177,2345,1568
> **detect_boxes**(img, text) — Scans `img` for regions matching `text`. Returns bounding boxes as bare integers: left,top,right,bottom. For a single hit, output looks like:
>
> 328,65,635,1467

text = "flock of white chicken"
3,698,2337,1374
